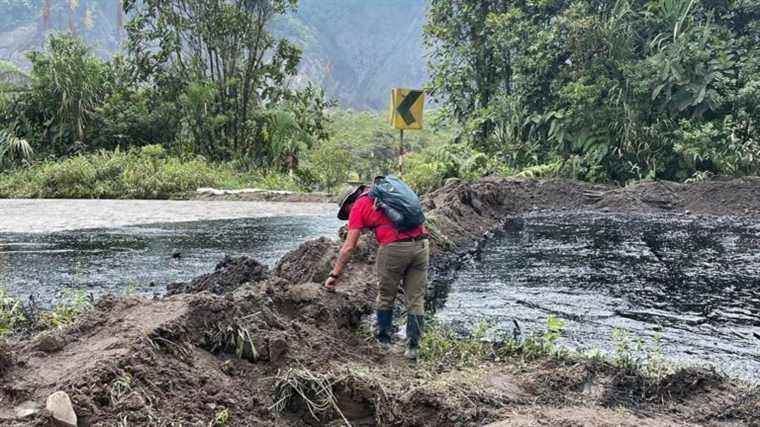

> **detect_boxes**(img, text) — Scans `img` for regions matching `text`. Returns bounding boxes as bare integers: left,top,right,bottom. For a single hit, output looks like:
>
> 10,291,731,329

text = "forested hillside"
0,0,759,199
0,0,428,109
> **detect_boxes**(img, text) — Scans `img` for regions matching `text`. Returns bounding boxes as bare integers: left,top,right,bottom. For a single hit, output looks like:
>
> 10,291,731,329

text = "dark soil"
1,177,758,426
166,256,270,296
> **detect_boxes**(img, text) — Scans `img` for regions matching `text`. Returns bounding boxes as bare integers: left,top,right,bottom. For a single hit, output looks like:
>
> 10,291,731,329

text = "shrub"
405,143,511,193
0,287,27,338
302,139,353,191
0,146,251,199
39,290,92,330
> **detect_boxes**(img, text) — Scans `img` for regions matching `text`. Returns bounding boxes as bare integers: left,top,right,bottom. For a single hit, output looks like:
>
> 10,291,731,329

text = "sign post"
389,88,425,175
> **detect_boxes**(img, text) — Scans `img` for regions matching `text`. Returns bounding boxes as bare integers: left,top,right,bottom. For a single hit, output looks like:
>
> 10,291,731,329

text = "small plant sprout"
212,407,230,426
542,315,566,352
110,373,133,406
123,281,139,296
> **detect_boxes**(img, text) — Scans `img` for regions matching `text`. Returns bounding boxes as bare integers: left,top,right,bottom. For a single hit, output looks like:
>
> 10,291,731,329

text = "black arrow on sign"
396,90,423,126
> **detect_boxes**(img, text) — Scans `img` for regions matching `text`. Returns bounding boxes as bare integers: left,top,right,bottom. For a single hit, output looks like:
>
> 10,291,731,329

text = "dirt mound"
580,176,760,216
680,176,760,216
592,180,682,212
166,256,269,295
273,237,339,285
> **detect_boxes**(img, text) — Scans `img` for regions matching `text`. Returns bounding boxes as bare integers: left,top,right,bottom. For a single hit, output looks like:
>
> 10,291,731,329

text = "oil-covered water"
0,216,340,306
439,211,760,379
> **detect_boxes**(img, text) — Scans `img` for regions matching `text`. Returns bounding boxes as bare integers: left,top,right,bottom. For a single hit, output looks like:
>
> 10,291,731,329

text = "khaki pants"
375,240,429,315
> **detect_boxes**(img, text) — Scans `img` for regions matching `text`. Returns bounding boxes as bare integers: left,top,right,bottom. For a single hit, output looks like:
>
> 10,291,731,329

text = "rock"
14,401,41,419
171,251,182,259
45,391,77,427
34,332,66,353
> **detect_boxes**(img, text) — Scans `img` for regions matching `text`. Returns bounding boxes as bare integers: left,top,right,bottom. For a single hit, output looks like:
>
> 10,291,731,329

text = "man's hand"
324,276,338,292
325,229,361,292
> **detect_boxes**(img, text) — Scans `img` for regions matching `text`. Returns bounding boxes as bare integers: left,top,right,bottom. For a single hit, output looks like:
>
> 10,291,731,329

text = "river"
438,211,760,379
0,199,340,305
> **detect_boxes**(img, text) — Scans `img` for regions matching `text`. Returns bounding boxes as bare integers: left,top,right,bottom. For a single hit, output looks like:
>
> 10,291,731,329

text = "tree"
425,1,512,142
23,35,110,153
267,110,308,175
124,0,302,160
42,0,52,33
426,0,760,182
115,0,123,42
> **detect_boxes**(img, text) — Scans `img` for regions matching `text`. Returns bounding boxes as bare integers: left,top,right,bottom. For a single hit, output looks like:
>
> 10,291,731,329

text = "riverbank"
0,145,310,200
1,177,758,425
192,188,334,204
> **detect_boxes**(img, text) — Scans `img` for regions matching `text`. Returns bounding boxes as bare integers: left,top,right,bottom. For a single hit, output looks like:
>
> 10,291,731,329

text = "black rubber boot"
405,314,424,359
376,310,393,346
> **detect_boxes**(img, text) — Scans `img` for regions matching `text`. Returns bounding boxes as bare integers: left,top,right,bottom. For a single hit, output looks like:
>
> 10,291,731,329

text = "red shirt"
348,194,425,245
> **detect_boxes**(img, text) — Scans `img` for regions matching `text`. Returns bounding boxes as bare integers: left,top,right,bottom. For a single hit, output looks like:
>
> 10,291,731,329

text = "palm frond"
0,129,34,165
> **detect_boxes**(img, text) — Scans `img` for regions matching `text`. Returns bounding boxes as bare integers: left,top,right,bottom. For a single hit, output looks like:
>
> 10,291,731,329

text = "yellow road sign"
389,88,425,130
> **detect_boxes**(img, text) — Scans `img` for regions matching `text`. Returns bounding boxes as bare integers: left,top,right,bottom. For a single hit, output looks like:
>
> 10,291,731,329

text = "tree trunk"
68,1,77,35
287,154,297,177
37,0,51,40
116,0,124,42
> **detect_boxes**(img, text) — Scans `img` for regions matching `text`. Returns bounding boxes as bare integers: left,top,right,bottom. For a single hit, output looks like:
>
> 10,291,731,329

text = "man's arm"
324,228,361,290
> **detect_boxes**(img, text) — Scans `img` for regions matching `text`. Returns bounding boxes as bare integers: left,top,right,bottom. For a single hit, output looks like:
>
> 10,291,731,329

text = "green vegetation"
426,0,760,184
212,408,231,426
0,287,27,338
0,287,92,338
0,145,282,198
0,1,336,193
3,0,760,198
611,328,673,380
38,289,92,330
419,315,681,386
0,128,32,169
419,315,568,370
0,109,460,197
304,110,455,191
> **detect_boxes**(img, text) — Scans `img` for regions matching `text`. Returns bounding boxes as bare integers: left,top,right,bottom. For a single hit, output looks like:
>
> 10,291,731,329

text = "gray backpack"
369,175,425,231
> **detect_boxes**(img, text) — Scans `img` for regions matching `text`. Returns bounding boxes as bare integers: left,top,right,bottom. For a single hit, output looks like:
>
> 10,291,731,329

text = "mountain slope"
0,0,428,110
279,0,428,109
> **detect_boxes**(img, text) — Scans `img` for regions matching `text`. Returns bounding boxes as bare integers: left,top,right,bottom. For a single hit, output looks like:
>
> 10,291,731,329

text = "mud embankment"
1,177,759,426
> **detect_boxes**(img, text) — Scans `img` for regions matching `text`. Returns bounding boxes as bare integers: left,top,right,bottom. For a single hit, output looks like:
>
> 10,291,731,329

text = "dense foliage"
0,1,335,182
123,0,320,164
3,0,759,197
426,0,760,183
305,110,453,189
